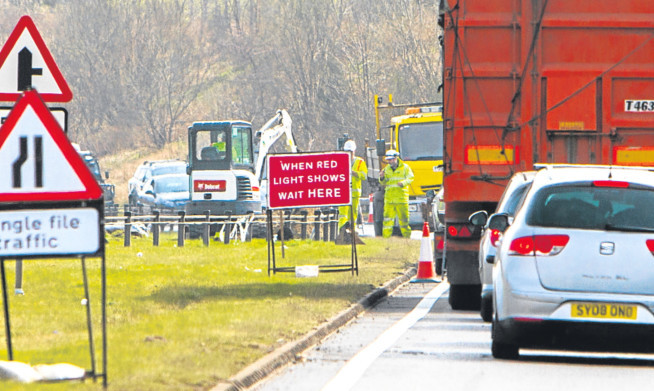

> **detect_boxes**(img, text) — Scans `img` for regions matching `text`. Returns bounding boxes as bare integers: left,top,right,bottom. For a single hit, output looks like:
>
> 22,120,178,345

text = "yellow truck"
366,95,444,235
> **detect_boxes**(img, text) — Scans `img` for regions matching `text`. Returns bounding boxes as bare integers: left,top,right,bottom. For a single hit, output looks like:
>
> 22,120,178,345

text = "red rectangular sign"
193,179,226,192
267,152,351,209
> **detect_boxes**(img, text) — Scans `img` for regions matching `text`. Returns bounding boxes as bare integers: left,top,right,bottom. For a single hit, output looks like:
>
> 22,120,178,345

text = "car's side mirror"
469,210,488,227
488,213,510,232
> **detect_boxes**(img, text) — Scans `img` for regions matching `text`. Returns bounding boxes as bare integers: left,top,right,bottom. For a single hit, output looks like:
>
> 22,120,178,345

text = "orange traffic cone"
411,222,441,283
367,193,374,223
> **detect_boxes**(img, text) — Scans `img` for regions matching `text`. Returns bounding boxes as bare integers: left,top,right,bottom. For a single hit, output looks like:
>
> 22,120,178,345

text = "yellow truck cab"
367,96,444,234
389,106,444,199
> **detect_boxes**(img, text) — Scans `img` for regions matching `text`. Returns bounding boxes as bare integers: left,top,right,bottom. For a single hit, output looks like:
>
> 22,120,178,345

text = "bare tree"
120,0,226,148
13,0,442,156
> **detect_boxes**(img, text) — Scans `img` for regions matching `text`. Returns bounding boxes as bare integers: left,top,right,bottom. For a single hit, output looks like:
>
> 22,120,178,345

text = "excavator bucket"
335,226,365,245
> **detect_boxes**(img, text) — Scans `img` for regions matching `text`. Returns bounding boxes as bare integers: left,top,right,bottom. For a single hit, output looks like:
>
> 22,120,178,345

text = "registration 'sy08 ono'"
490,165,654,359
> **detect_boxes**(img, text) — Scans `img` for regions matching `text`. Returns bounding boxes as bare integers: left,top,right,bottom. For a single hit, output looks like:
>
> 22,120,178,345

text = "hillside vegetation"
0,0,443,160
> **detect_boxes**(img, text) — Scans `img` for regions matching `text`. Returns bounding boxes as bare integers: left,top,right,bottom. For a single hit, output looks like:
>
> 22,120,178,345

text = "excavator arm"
254,109,297,181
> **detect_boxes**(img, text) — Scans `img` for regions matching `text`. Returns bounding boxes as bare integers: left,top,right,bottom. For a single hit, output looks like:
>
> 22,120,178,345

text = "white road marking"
321,282,450,391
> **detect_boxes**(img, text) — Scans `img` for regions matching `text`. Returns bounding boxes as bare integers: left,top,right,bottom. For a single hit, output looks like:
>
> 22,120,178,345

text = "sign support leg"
102,253,107,388
267,209,276,275
81,257,97,379
14,258,23,294
279,210,285,259
349,206,358,275
1,259,13,360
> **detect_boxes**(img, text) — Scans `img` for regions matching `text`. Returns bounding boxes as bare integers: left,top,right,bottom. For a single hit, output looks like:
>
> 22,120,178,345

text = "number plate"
571,302,637,320
624,100,654,112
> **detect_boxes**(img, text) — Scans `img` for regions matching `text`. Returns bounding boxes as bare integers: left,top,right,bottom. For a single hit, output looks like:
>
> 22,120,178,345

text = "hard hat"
385,149,400,160
343,140,356,152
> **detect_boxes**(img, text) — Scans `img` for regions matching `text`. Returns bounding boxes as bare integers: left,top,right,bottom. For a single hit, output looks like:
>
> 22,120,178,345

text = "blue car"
137,173,190,212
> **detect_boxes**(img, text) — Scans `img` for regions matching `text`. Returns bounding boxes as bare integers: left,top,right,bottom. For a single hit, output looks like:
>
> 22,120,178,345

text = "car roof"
531,164,654,188
506,170,536,188
153,173,188,180
143,159,186,167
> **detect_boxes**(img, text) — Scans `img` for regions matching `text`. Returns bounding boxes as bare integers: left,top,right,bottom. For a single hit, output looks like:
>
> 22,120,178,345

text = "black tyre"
249,222,268,239
276,226,294,241
448,284,481,310
434,258,443,276
188,223,204,239
373,220,383,237
491,316,519,359
480,294,493,322
491,339,519,359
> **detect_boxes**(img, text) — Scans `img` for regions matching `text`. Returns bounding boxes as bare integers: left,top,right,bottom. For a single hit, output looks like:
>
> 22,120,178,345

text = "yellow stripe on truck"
614,146,654,166
465,145,515,165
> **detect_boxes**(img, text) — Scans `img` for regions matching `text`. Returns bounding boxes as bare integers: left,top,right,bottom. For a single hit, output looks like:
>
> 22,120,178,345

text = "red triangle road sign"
0,90,102,202
0,15,72,102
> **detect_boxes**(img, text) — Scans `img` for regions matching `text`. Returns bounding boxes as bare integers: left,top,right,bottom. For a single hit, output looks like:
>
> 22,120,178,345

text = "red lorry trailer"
442,0,654,309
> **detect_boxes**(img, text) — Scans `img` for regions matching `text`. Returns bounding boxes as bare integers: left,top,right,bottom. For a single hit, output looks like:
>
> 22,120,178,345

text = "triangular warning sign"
0,90,101,202
0,15,72,102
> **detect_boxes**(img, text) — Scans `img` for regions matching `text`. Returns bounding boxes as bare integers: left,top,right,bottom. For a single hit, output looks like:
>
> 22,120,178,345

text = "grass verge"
0,233,417,390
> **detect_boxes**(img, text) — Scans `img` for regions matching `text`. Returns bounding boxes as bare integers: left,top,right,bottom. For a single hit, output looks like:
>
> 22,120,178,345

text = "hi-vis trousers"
382,202,410,238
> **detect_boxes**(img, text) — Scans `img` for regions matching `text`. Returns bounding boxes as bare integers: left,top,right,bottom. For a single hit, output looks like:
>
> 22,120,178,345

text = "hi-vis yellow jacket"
380,159,414,203
351,156,367,197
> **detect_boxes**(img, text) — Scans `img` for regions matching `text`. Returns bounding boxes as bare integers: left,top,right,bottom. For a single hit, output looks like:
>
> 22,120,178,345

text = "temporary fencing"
104,205,343,247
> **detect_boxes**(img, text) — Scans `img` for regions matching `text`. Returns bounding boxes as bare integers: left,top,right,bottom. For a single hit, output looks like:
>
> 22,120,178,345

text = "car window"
154,177,189,193
136,166,147,181
527,184,654,230
152,164,186,176
498,183,531,216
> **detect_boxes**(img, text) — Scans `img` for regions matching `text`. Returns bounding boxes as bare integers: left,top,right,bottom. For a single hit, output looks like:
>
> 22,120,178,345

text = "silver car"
470,171,535,322
491,165,654,359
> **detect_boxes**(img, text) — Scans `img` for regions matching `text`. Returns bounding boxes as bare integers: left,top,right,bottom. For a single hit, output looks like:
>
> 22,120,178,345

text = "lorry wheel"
276,226,294,241
373,221,383,237
435,257,443,276
448,284,481,310
249,222,268,239
188,224,203,239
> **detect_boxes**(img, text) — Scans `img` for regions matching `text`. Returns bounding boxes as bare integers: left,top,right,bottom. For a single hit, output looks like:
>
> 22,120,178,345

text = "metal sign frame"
265,151,358,275
0,198,107,386
266,208,358,276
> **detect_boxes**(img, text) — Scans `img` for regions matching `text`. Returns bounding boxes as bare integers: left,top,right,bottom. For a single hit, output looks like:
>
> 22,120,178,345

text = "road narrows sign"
0,90,101,202
0,15,72,102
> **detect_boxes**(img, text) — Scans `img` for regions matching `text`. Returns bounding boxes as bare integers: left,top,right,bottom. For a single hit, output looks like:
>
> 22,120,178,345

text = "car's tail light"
489,229,501,246
647,240,654,255
509,235,569,256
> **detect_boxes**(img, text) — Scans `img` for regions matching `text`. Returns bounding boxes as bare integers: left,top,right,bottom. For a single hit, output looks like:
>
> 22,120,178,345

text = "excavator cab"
188,121,255,173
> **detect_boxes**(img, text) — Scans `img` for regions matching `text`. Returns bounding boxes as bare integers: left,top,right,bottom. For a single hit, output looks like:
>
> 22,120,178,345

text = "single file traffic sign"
0,90,101,202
